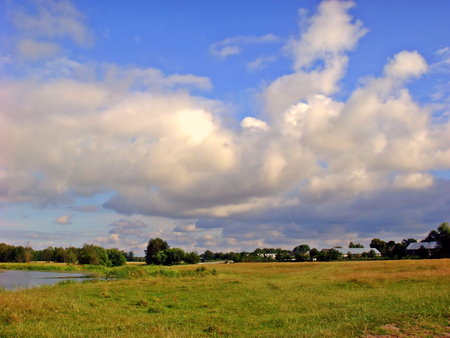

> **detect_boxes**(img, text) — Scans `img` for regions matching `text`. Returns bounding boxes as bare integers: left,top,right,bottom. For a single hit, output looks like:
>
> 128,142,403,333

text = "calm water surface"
0,270,94,290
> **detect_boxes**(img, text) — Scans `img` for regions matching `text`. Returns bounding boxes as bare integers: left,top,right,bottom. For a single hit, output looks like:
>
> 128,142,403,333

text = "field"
1,260,449,337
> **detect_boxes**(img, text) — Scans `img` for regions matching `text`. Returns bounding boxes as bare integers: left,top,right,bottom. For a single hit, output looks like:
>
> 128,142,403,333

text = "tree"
41,246,54,262
295,252,308,262
79,244,108,265
423,230,439,242
66,247,78,264
370,239,387,256
349,242,364,248
203,250,214,261
152,251,168,265
107,248,127,266
145,238,169,265
127,251,134,262
184,251,200,264
437,222,450,257
328,249,342,260
293,244,310,253
309,248,319,258
53,247,68,263
425,222,450,258
165,248,185,265
402,238,417,247
276,249,292,262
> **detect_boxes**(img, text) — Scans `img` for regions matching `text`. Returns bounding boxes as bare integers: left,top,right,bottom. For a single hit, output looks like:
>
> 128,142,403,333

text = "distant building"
406,242,440,256
334,248,381,257
289,250,310,257
257,253,276,259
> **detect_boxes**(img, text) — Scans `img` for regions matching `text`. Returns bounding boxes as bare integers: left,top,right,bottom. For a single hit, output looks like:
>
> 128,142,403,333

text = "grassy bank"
1,260,449,337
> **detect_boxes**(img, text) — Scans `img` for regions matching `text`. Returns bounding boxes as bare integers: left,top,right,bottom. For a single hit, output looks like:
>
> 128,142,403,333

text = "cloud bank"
0,0,448,252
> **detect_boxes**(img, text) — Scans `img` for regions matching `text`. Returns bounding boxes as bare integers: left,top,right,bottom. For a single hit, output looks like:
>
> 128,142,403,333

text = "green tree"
328,249,342,260
370,239,387,256
145,238,169,265
66,247,79,264
41,246,54,262
349,242,364,248
293,244,310,253
437,222,450,257
152,251,168,265
107,248,127,266
295,252,307,262
53,247,68,263
309,248,319,258
79,244,108,265
203,250,214,261
184,251,200,264
165,247,185,265
425,222,450,258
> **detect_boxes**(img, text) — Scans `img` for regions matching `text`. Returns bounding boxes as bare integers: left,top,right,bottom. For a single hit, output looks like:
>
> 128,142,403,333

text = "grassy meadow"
1,260,449,337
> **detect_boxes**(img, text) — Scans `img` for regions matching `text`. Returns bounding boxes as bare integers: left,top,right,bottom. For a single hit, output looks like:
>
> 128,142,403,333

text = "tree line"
0,243,137,266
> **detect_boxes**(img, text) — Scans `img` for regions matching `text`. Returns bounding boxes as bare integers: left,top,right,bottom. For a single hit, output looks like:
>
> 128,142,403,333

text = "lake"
0,270,95,290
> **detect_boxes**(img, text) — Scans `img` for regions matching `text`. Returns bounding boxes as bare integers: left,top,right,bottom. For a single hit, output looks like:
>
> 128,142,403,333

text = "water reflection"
0,270,95,290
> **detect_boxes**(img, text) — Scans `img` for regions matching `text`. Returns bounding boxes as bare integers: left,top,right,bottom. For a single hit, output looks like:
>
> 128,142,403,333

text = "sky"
0,0,449,255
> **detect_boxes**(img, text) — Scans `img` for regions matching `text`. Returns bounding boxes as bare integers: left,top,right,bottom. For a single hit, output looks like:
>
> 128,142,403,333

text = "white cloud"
109,219,148,235
12,0,94,47
55,215,72,224
241,117,269,131
247,56,276,72
17,39,61,60
393,173,434,190
210,34,280,59
285,1,367,71
430,47,450,73
383,50,428,79
173,223,201,232
264,1,367,115
215,46,241,58
0,1,448,252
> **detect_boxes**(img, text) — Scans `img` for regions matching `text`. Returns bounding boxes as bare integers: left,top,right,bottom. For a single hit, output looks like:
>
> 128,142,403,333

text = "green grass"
1,260,449,337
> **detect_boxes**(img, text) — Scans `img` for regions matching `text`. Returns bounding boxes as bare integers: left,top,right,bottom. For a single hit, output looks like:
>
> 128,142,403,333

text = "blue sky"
0,0,449,255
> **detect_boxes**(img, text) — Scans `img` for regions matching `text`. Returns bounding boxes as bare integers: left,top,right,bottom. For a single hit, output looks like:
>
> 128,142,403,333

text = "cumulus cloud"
240,117,269,131
210,34,280,58
1,0,448,252
55,215,72,224
285,1,367,71
264,1,367,115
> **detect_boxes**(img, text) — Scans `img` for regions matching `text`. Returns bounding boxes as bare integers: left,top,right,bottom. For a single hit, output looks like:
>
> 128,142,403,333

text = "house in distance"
334,248,381,258
406,242,440,257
